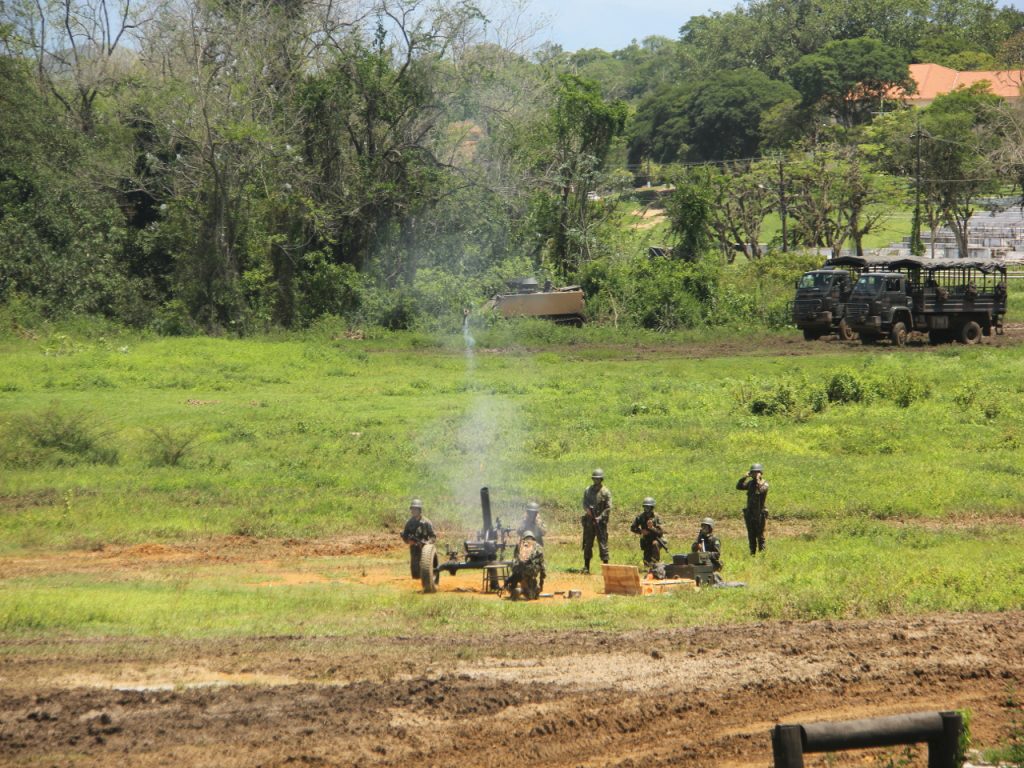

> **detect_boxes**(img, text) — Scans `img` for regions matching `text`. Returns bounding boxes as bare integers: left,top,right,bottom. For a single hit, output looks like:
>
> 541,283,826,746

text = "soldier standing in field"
629,497,664,568
737,463,769,555
517,501,547,545
400,499,436,578
581,468,612,574
692,517,723,571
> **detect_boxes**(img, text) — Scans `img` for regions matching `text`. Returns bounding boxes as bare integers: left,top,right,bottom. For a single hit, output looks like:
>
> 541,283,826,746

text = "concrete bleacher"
858,205,1024,263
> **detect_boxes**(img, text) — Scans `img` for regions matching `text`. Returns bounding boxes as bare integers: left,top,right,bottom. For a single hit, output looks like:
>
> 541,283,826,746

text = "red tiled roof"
903,63,1023,102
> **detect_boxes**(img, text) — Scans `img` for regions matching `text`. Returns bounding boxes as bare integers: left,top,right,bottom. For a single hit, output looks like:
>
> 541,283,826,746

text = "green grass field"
2,321,1023,640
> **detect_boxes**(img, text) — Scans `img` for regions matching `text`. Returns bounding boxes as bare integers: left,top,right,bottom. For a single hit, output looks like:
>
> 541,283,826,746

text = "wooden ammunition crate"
602,564,697,596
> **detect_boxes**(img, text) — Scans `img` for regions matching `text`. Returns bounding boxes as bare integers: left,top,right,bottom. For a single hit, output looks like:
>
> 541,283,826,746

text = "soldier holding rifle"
400,499,436,578
630,497,666,568
581,468,612,574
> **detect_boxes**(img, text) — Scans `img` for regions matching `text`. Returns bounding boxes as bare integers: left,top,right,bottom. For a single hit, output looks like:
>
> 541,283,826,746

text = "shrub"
827,371,865,403
1,405,118,467
145,426,201,467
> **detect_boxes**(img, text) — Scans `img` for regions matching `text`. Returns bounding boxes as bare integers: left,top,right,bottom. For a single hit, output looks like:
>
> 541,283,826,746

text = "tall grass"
2,328,1024,552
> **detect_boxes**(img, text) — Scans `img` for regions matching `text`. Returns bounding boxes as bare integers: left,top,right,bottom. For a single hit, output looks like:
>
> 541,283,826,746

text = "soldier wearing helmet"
692,517,723,571
580,468,612,574
736,463,769,555
400,499,436,579
517,501,547,545
630,497,665,568
507,529,546,600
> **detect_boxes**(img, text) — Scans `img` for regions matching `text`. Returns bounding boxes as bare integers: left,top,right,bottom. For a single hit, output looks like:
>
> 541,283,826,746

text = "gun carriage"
419,487,514,593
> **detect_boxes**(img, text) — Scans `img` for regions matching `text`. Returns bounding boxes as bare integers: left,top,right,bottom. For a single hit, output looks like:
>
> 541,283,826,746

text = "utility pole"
777,157,788,252
910,113,925,257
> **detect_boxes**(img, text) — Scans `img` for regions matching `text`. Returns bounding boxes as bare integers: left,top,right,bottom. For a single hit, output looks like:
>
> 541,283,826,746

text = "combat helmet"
520,530,536,540
749,463,764,474
642,496,656,508
526,501,540,514
701,517,715,529
591,468,605,480
409,498,423,510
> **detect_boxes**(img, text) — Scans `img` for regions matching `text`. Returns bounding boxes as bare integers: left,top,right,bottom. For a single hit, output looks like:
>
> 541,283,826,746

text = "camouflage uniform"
517,513,547,545
737,474,769,555
507,540,546,599
630,509,664,567
401,515,436,578
581,483,612,571
692,529,723,571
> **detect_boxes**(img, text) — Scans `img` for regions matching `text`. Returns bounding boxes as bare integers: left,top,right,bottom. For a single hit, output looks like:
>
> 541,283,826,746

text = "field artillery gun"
837,255,1007,345
419,487,514,594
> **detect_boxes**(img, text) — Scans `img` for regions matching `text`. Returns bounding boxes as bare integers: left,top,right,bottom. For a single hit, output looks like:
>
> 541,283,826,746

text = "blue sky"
513,0,1024,53
525,0,746,52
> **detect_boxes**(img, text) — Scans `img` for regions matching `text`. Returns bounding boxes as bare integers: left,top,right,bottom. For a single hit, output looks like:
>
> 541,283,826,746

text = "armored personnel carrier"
484,277,585,325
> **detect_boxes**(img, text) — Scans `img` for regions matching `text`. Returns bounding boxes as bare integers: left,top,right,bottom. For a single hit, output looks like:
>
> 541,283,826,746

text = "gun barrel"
480,486,493,535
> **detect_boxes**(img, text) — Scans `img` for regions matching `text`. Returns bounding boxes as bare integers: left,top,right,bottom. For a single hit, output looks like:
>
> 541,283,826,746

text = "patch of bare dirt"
1,613,1022,767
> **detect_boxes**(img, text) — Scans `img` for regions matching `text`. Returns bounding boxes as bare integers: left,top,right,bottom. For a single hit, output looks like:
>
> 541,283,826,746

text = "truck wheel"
836,320,855,341
419,543,439,593
960,321,982,345
802,329,819,341
890,322,908,347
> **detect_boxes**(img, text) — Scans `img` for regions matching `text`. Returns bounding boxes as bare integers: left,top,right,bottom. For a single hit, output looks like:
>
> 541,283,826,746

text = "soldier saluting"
581,468,611,574
629,497,665,568
736,463,769,555
400,499,436,578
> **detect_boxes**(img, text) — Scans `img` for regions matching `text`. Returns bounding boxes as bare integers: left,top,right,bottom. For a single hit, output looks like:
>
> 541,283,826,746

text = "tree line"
2,0,1024,334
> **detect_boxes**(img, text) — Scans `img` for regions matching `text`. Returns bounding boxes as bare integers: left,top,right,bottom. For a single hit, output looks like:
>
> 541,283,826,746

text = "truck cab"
792,268,856,340
846,272,915,345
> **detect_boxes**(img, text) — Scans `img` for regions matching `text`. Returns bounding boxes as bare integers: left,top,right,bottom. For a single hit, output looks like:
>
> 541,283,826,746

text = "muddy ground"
1,538,1022,767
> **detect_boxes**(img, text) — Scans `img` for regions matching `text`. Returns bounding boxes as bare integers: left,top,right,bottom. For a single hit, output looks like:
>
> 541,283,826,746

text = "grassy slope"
1,325,1024,638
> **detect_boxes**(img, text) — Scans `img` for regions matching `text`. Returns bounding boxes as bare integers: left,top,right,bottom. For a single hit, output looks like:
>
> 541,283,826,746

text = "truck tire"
419,543,439,593
890,321,908,347
960,321,982,345
836,320,855,341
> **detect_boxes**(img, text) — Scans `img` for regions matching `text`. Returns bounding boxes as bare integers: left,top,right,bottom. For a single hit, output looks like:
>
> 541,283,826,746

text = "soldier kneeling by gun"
506,530,545,600
692,517,723,572
630,497,667,568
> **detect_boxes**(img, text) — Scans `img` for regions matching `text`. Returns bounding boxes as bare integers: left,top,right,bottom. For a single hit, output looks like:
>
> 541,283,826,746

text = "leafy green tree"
789,37,913,127
785,146,897,257
543,74,626,274
0,59,134,316
628,70,799,164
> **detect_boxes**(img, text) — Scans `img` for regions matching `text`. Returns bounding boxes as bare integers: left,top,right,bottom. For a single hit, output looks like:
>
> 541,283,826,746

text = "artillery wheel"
419,543,439,593
960,321,982,345
890,321,908,347
836,320,855,341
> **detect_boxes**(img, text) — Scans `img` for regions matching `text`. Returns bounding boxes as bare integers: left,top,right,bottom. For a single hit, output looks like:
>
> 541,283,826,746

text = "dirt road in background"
2,602,1021,767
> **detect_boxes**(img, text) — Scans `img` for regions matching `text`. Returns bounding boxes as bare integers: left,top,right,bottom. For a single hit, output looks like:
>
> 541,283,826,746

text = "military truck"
484,277,585,326
843,256,1007,345
791,266,859,341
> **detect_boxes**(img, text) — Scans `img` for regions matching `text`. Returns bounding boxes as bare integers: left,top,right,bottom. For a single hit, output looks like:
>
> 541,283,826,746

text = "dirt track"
2,538,1022,767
